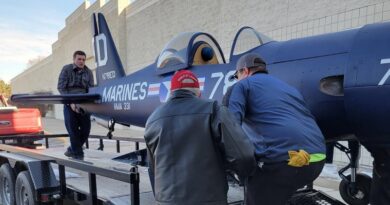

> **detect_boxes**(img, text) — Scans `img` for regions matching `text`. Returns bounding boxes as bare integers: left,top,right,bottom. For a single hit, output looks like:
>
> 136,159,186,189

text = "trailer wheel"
339,173,371,205
0,164,16,205
15,171,36,205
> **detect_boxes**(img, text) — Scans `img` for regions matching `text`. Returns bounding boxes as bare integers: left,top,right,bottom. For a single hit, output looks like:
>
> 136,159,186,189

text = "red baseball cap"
170,70,200,91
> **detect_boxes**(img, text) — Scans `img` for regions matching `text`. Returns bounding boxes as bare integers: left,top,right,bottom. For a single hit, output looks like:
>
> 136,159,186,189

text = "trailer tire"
15,171,36,205
0,164,16,205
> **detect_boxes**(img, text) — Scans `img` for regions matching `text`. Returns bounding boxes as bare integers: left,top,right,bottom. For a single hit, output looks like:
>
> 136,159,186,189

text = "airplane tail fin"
92,13,126,85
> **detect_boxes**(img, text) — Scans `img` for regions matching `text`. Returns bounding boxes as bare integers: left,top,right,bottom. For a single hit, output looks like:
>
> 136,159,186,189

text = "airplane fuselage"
82,21,390,147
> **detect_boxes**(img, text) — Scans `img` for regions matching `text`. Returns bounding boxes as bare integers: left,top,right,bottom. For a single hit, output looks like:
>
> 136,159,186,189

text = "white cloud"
0,22,57,82
0,0,85,83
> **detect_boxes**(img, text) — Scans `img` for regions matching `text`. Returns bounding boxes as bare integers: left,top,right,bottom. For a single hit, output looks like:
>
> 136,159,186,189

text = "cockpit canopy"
230,26,273,59
156,32,225,75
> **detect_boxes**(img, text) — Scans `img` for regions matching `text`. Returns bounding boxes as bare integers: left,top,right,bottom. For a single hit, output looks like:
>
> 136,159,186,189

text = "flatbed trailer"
0,133,345,205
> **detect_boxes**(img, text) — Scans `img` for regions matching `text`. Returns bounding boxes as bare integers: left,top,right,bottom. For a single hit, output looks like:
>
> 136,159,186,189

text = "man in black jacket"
57,50,94,159
144,70,256,205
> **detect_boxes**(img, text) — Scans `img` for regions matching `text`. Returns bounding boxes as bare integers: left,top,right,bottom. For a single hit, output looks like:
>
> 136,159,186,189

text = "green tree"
0,80,11,97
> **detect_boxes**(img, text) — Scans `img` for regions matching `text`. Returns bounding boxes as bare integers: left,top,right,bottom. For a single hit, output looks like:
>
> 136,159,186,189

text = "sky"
0,0,86,83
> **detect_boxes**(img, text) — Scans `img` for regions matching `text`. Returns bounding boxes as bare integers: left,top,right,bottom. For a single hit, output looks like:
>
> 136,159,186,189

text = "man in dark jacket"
144,70,257,205
228,53,326,205
57,50,94,159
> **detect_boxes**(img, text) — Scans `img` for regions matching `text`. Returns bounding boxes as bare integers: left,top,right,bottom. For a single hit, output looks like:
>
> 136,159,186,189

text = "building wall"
11,0,390,166
125,0,390,70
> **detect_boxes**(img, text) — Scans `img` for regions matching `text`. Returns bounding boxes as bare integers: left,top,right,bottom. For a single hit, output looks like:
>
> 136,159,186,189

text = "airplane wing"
11,93,101,104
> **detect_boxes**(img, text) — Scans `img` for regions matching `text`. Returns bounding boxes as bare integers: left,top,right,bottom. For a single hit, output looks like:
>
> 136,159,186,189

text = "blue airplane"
12,13,390,204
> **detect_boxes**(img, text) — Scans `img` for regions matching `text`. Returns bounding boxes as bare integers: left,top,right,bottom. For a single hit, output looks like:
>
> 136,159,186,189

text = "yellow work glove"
288,149,310,167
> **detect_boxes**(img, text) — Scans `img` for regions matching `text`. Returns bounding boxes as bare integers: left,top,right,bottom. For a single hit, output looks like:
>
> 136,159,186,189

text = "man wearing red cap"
144,70,257,205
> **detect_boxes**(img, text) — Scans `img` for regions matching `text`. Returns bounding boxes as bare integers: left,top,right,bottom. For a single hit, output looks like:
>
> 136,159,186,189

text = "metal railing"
0,133,145,205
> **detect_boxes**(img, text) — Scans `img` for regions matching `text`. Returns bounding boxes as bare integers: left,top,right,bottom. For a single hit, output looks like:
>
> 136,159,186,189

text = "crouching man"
144,70,257,205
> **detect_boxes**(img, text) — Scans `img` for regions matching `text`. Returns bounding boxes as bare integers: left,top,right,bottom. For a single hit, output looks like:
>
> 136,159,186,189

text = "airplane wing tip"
10,93,101,104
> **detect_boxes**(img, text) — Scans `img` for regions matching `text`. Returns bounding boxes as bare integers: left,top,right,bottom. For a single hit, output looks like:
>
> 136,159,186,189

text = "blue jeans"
63,105,91,156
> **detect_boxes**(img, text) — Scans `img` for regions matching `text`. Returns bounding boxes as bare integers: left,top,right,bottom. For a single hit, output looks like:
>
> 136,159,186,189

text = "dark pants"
365,145,390,205
63,105,91,156
246,160,325,205
326,142,336,163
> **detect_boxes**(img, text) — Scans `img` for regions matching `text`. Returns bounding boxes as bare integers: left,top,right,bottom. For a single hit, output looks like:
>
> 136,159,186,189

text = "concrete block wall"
265,1,390,41
124,0,390,71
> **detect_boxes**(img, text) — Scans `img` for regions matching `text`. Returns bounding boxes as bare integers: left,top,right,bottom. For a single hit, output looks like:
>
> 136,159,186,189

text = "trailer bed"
0,137,345,205
53,148,244,204
0,145,245,204
50,148,155,204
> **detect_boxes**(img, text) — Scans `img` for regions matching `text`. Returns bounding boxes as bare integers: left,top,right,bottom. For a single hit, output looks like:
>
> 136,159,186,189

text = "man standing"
145,70,256,205
228,53,326,205
57,50,94,159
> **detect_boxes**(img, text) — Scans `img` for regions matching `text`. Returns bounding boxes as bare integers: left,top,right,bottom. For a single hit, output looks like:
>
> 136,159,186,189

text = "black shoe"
64,150,84,160
64,150,73,157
